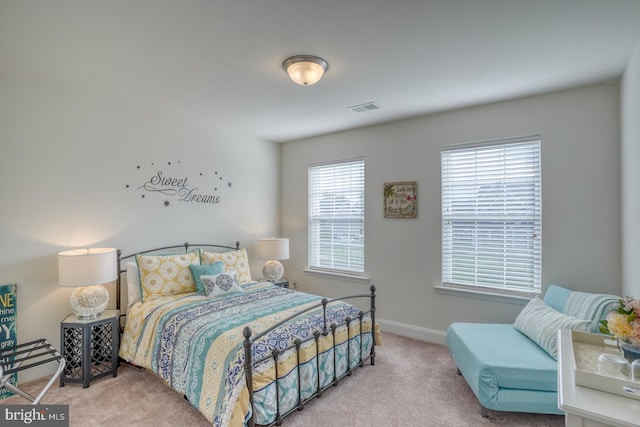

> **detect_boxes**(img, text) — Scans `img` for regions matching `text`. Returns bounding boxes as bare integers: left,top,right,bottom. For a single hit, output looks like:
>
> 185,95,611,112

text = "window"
308,158,365,275
441,136,541,294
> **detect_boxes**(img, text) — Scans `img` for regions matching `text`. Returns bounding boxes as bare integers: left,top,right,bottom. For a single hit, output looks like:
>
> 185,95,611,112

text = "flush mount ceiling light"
282,55,328,86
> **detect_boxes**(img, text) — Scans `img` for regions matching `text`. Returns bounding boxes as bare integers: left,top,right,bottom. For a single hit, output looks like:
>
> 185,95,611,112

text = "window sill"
303,268,370,284
433,284,537,306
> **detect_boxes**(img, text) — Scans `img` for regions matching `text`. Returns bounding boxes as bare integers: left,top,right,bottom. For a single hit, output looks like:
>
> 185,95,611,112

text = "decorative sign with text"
0,284,17,400
125,161,232,208
384,181,417,218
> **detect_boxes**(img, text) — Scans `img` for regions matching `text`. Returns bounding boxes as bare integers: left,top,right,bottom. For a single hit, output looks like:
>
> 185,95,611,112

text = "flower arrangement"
599,297,640,346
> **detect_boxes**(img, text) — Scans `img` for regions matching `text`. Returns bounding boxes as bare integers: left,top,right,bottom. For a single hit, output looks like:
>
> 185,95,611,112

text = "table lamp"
256,238,289,281
58,248,117,319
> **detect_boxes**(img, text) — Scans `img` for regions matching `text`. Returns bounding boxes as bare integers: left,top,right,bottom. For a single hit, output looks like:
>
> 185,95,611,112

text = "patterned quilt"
120,281,374,427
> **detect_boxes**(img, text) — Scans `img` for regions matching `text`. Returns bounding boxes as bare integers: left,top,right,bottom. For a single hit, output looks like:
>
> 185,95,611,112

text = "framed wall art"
0,283,17,399
384,181,417,218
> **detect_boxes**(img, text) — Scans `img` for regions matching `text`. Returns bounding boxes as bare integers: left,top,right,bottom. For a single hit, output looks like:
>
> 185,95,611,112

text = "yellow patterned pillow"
200,248,252,284
136,250,200,301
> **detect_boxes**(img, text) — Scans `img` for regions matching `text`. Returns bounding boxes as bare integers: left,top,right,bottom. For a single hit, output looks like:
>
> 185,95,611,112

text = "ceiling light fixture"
282,55,328,86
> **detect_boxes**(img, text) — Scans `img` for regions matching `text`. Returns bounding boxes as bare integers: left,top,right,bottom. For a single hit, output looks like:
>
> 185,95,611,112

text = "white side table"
557,329,640,427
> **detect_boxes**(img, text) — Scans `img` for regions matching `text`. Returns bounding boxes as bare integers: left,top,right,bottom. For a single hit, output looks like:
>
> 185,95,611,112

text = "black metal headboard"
115,241,240,311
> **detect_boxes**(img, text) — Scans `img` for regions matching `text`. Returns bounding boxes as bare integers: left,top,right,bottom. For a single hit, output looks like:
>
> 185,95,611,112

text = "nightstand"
60,309,119,388
265,278,289,288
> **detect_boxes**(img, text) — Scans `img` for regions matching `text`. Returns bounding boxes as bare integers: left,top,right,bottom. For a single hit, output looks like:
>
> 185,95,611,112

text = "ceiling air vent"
348,102,382,113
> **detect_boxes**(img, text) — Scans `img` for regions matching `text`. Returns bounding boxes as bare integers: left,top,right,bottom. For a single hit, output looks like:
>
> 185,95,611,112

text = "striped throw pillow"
513,296,590,359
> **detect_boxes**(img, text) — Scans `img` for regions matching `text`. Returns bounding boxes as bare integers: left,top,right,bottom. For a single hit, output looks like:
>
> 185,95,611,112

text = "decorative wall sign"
0,284,17,399
125,161,233,208
384,181,417,218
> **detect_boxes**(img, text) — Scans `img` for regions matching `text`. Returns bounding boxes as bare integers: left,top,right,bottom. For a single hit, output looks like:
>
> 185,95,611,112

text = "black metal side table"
60,309,119,388
262,278,289,288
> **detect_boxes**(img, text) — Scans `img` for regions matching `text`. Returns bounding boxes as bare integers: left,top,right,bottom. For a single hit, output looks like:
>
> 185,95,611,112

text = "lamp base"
69,285,109,320
262,260,284,281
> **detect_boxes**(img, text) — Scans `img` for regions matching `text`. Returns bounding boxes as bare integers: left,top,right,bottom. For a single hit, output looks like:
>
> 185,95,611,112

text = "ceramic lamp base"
69,284,109,319
262,260,284,281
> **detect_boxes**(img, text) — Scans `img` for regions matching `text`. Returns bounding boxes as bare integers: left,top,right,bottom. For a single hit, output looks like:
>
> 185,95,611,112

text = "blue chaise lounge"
446,285,618,416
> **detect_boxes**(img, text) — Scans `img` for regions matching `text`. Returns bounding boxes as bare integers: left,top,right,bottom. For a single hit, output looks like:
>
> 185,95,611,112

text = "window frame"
307,157,366,278
440,135,542,297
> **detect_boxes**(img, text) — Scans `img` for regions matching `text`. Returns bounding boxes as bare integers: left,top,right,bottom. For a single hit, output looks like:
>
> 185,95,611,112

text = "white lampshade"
58,248,117,319
58,248,117,287
257,238,289,260
282,55,328,86
257,238,289,281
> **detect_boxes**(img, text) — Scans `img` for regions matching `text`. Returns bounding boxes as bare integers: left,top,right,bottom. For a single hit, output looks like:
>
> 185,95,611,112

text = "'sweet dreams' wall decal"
124,161,232,208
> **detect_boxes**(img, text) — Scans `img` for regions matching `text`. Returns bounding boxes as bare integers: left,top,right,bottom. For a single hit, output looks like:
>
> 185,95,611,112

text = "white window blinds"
441,136,541,293
308,158,365,274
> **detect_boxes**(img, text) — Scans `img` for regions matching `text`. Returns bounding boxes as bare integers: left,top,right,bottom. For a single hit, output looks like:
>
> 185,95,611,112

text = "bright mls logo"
2,405,68,426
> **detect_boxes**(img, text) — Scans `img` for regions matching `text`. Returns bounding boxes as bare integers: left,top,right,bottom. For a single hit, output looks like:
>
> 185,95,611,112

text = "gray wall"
0,73,281,381
281,83,621,343
622,41,640,297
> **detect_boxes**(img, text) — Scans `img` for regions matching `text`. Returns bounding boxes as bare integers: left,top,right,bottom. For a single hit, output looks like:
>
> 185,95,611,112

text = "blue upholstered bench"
446,285,618,416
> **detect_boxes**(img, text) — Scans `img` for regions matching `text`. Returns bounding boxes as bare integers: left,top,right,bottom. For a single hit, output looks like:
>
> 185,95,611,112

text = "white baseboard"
377,318,447,346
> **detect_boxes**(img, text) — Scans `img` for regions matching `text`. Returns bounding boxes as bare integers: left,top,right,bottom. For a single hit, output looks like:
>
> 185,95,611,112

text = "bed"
115,242,377,427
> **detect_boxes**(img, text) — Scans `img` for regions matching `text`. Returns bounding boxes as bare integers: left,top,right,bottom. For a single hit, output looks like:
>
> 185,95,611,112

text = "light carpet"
1,333,564,426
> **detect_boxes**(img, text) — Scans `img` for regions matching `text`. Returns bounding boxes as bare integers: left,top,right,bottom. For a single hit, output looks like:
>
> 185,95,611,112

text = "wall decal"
125,161,232,208
384,181,417,218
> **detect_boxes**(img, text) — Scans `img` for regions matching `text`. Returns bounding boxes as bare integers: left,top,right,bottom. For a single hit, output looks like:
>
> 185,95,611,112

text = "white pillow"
126,262,142,307
513,296,590,359
201,270,243,297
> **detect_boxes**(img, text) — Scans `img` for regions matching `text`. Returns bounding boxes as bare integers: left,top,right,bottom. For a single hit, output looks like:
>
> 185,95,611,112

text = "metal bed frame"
116,242,376,427
243,288,376,427
115,241,242,314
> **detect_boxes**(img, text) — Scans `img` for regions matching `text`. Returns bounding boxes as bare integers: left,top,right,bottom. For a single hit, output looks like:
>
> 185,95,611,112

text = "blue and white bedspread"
120,281,374,426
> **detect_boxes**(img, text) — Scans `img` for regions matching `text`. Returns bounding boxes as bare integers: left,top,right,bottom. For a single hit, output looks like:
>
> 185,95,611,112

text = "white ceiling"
2,1,640,143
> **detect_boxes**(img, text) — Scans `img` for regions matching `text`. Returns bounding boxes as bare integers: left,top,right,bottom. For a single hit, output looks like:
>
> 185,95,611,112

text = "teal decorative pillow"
189,262,224,294
201,270,243,297
513,296,590,359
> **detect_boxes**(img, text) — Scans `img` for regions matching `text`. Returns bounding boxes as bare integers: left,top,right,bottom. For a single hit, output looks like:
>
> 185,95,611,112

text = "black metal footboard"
243,285,377,427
